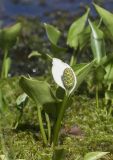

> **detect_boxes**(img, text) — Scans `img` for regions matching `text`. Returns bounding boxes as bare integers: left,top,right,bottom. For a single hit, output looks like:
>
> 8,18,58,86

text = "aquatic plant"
19,57,95,146
0,2,113,159
0,23,21,78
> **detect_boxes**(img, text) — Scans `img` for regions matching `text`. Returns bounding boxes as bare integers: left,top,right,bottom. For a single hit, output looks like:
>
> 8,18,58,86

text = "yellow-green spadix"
52,58,77,94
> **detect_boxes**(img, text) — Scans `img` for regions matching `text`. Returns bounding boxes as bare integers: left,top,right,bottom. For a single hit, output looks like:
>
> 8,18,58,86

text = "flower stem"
37,105,47,145
45,112,51,144
13,110,23,129
53,94,69,146
1,48,8,78
70,49,77,66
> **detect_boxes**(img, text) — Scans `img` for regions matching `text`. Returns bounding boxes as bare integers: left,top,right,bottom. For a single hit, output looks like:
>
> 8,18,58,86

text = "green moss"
0,78,113,159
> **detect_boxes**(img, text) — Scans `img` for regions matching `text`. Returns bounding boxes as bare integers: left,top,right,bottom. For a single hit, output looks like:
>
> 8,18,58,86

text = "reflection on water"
0,0,113,24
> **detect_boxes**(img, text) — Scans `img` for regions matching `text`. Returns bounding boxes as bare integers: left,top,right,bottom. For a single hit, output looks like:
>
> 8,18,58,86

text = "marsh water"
1,0,113,23
0,0,113,76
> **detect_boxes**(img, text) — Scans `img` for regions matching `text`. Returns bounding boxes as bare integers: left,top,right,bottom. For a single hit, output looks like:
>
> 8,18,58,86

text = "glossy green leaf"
44,23,61,45
94,3,113,37
19,77,60,119
88,19,106,64
0,22,22,49
67,8,89,49
73,60,95,90
19,76,56,106
84,152,109,160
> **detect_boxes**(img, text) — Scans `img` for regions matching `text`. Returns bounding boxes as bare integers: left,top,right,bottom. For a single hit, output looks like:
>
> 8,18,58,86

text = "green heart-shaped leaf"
0,22,21,49
94,3,113,38
19,76,56,106
67,8,90,49
44,23,61,45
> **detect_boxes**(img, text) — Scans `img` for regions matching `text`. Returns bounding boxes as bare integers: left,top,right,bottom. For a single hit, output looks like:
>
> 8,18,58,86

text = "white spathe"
52,58,77,94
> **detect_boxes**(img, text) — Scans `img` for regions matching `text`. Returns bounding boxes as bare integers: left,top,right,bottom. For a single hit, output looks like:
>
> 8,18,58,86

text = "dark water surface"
1,0,113,24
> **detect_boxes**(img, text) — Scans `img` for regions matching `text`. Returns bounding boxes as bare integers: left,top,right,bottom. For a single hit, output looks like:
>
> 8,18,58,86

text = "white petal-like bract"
52,58,77,94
